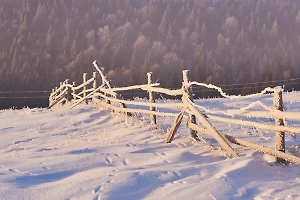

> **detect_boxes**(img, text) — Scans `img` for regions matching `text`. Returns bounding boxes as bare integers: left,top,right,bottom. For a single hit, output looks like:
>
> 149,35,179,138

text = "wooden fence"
49,61,300,164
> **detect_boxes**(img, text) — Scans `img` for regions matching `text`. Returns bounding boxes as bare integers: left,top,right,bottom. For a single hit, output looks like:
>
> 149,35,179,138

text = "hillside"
1,0,300,109
1,92,300,199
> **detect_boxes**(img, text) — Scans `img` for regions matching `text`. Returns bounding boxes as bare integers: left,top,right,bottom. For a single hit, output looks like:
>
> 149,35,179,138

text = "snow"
1,92,300,200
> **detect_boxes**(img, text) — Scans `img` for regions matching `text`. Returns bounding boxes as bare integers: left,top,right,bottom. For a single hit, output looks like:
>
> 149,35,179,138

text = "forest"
1,0,300,108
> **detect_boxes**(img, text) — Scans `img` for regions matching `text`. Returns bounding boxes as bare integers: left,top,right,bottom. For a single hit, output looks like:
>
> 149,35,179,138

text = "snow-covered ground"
1,92,300,200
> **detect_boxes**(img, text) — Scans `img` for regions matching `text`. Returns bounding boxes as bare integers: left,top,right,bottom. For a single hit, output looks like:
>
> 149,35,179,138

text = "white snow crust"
1,92,300,200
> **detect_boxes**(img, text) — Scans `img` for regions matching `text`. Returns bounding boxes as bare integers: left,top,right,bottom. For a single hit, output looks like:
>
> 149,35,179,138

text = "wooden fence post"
83,73,88,105
65,79,71,102
182,70,199,141
106,96,111,105
59,83,64,105
147,72,157,125
93,72,97,89
274,86,285,163
165,108,185,143
49,89,55,105
93,72,97,102
72,81,76,101
116,93,132,116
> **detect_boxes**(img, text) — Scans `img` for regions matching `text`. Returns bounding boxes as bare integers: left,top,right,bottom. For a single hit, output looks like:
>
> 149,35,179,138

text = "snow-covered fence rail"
48,79,72,108
48,72,97,109
49,61,300,164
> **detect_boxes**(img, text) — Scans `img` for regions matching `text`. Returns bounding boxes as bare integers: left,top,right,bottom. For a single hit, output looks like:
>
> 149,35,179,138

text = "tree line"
1,0,300,108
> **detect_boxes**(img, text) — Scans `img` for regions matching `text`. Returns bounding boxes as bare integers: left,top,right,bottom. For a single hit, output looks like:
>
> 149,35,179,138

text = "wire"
0,96,49,99
0,91,51,94
162,77,300,90
208,77,300,88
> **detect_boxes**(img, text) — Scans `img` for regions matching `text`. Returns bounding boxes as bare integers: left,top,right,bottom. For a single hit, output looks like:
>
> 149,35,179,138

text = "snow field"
1,92,300,199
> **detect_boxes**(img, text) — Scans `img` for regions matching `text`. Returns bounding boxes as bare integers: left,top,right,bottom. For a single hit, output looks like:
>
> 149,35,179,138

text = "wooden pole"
165,109,185,143
274,86,285,163
188,122,300,164
65,79,71,102
83,73,88,105
182,70,199,141
106,96,111,105
183,96,238,158
59,82,63,105
116,93,132,116
93,72,97,102
71,81,76,101
93,72,97,89
147,72,157,125
49,88,55,105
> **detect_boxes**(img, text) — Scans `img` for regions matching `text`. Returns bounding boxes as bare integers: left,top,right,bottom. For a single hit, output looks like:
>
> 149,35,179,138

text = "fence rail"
49,60,300,164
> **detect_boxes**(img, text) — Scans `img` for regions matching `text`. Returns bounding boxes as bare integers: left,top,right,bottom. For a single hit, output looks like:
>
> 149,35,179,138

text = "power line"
203,77,300,88
0,91,51,94
0,96,49,99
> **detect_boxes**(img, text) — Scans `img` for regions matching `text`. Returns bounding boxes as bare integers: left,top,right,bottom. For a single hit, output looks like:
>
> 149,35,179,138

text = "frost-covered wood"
97,88,117,97
66,80,71,102
70,83,105,109
49,64,300,163
188,123,300,164
182,95,238,158
148,72,157,125
207,114,300,135
226,110,300,120
72,77,95,91
93,72,97,89
116,93,131,116
183,70,198,140
140,86,182,96
93,72,98,101
77,88,95,96
274,86,285,163
93,98,182,118
93,61,112,88
165,108,185,143
49,79,75,108
71,93,83,100
83,73,88,105
190,81,275,99
94,92,184,109
48,87,68,108
71,81,76,100
110,83,160,92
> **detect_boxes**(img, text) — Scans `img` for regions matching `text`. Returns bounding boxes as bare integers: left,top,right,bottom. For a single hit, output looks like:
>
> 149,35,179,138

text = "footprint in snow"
173,171,182,179
105,157,112,164
8,168,19,173
122,159,129,166
42,166,50,170
106,179,113,184
93,185,102,194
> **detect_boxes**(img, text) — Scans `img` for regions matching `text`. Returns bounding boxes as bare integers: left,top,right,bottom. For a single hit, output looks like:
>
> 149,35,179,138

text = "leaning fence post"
274,86,285,163
147,72,157,125
83,73,88,105
182,70,199,141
